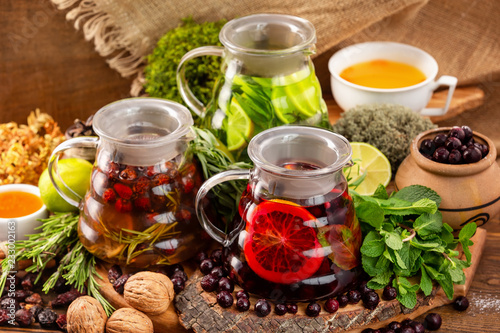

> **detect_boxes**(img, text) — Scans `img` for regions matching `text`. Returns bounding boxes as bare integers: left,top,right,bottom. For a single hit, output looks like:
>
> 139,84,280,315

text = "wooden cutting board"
95,228,486,333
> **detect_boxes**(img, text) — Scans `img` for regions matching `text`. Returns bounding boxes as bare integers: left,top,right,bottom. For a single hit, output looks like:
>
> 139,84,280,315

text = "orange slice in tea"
244,200,323,284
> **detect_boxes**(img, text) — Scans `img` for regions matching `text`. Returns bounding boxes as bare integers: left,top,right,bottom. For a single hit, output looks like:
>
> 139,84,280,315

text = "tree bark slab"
176,228,486,333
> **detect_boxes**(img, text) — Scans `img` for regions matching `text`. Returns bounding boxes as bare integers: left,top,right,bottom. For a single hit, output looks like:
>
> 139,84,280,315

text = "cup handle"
195,169,250,246
47,136,99,208
176,46,224,117
420,75,458,116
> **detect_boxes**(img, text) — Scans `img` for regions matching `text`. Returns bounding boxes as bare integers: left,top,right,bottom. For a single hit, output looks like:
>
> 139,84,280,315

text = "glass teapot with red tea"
195,126,363,301
48,98,206,267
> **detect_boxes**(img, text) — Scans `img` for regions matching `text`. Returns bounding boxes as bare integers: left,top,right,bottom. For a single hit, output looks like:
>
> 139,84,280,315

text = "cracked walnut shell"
67,296,107,333
106,307,153,333
123,271,174,315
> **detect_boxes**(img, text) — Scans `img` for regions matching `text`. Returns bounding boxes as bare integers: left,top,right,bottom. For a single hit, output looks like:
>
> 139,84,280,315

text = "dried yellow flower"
0,109,65,185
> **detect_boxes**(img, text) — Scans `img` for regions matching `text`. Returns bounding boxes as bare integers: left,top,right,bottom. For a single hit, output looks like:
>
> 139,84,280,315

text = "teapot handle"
47,137,99,208
195,169,250,246
176,46,224,117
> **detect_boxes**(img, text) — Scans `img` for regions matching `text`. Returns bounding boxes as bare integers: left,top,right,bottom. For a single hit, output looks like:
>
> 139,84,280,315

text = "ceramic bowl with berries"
395,126,500,230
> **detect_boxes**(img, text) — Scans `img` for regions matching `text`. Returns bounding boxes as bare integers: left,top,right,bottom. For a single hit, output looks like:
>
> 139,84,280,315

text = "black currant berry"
453,296,469,311
424,313,442,330
324,298,339,313
348,290,362,304
199,259,214,275
216,291,233,308
287,303,298,314
382,286,397,300
275,303,287,316
236,297,250,312
255,299,271,317
337,294,349,308
200,274,218,292
305,302,321,317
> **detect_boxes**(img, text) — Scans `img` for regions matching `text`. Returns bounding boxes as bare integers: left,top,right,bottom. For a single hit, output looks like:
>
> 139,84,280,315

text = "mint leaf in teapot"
354,184,477,308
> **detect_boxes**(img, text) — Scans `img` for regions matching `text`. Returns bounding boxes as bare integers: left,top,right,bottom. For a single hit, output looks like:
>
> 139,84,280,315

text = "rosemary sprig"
190,127,252,223
0,212,114,315
42,242,114,316
103,222,181,265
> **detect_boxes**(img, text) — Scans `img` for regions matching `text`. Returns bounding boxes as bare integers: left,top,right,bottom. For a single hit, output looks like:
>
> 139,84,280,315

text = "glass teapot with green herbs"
177,14,331,160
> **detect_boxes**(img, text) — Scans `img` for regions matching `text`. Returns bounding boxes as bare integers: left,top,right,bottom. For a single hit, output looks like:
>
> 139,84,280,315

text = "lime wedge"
271,87,297,124
283,78,320,118
226,98,254,151
346,142,392,196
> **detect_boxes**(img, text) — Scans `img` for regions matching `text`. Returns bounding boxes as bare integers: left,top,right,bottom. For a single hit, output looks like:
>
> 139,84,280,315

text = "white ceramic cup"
328,41,458,116
0,184,48,242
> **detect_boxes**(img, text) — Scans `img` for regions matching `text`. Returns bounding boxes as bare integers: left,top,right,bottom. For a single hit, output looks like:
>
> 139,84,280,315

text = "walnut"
105,307,153,333
66,296,107,333
123,271,174,315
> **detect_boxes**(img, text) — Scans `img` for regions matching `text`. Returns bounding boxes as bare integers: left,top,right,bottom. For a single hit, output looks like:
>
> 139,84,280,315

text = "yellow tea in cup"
0,191,43,218
340,60,426,89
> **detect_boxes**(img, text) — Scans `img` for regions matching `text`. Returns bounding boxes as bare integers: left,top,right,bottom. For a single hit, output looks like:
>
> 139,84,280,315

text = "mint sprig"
355,184,476,309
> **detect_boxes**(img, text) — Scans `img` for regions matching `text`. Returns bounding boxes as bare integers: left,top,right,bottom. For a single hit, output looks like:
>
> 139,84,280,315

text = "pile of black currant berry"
419,126,489,164
361,313,441,333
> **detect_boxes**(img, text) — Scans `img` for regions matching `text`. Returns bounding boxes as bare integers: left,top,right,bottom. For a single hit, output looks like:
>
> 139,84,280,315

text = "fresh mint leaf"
420,266,433,296
393,250,408,270
441,223,457,249
459,223,477,264
390,215,403,226
384,230,403,250
422,251,444,267
361,239,385,257
409,247,423,273
437,272,454,300
395,277,420,309
398,289,418,309
363,230,382,243
367,271,392,290
392,185,441,206
373,184,389,200
459,222,477,240
414,212,443,237
362,254,390,276
449,264,466,284
356,201,385,229
382,222,395,233
382,198,437,216
423,264,444,281
410,237,441,250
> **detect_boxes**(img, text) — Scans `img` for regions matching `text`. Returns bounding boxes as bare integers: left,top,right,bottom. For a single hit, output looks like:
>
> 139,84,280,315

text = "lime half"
226,98,254,151
346,142,392,196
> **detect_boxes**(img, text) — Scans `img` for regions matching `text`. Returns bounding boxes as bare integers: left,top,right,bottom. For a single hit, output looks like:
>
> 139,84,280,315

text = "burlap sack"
51,0,500,149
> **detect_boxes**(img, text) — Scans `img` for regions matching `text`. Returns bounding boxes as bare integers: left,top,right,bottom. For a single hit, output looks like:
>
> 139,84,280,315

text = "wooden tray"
327,86,485,125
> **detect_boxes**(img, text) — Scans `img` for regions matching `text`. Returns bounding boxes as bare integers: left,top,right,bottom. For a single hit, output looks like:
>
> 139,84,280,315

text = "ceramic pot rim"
411,127,497,176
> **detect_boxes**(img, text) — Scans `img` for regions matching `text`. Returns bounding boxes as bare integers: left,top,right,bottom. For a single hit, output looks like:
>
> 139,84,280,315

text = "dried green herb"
144,17,226,108
331,104,436,174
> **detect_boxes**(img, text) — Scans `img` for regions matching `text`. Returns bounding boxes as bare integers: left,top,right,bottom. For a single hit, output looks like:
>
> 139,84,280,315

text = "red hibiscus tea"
224,161,362,302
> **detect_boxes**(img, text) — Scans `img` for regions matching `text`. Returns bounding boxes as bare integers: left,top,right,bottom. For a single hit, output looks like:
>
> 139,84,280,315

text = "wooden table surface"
2,1,500,332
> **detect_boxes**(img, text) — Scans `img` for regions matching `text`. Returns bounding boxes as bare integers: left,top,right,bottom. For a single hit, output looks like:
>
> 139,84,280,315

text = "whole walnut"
123,272,174,315
66,296,107,333
106,307,153,333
